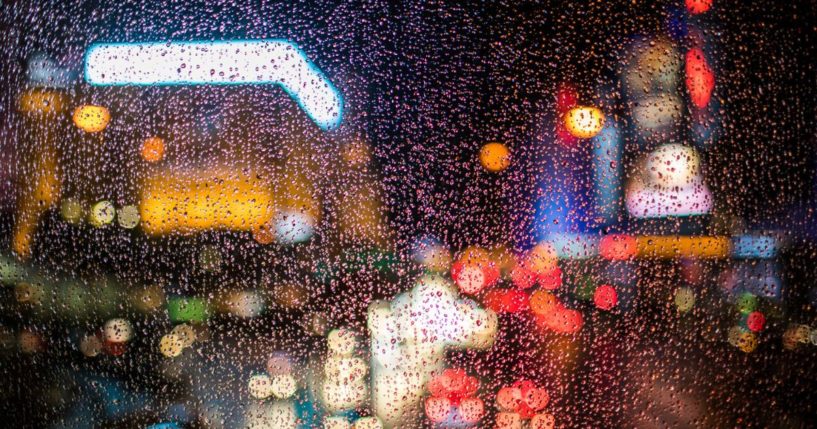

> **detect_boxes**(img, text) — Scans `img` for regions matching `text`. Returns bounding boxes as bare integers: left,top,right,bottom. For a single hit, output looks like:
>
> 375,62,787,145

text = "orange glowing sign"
636,236,730,259
139,169,275,235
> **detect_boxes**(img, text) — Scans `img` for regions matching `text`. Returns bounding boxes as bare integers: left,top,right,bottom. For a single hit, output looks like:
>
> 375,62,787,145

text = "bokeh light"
72,105,110,133
479,142,511,172
563,106,605,139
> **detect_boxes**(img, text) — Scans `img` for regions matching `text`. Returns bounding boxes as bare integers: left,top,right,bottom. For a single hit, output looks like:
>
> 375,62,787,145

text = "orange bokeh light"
141,136,166,163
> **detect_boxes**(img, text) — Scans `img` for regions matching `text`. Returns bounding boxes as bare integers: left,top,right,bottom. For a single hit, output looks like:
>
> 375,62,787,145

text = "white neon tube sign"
84,40,343,130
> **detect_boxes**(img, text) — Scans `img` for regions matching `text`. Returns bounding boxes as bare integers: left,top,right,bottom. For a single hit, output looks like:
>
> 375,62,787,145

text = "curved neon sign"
84,39,343,130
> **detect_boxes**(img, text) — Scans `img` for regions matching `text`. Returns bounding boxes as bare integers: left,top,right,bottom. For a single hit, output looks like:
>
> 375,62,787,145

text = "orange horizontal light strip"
140,169,274,235
636,235,731,259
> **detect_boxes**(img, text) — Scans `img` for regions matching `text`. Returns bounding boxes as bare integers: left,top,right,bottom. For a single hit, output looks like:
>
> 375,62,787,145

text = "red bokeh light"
686,47,715,109
746,311,766,332
599,234,637,260
484,288,530,314
510,264,537,289
593,285,618,310
537,267,563,290
685,0,712,15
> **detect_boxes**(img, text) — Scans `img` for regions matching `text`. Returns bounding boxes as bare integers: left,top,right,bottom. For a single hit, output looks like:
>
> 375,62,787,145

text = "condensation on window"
0,1,815,428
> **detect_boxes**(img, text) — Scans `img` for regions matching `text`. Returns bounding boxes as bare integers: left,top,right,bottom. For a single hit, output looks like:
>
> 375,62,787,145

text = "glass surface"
0,1,815,427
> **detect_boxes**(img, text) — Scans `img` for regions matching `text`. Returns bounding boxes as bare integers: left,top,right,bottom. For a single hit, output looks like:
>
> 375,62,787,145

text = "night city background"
0,1,816,428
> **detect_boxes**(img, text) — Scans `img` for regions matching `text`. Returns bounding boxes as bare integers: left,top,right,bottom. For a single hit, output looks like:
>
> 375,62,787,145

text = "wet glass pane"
0,1,815,428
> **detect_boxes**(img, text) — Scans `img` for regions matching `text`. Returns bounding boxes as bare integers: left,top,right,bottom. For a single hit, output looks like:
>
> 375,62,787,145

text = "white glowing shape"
84,40,343,130
626,179,713,218
368,275,497,428
627,144,712,218
274,210,315,243
644,144,700,188
321,328,368,414
244,401,298,429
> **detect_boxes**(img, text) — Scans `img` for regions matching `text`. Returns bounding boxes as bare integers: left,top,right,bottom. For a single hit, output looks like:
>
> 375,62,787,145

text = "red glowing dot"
538,307,583,334
599,234,637,260
485,289,530,314
537,267,563,290
483,264,501,288
511,265,537,289
593,285,618,310
746,311,766,332
104,341,127,356
523,386,549,412
556,84,578,113
686,47,715,109
685,0,712,14
512,380,549,418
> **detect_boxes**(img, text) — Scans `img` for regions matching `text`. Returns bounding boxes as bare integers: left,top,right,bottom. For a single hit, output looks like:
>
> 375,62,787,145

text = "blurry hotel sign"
84,39,344,130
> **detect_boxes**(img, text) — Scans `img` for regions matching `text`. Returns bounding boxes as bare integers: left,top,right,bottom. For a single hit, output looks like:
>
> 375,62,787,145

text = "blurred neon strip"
625,182,713,218
139,169,275,235
592,123,622,224
547,233,599,259
547,235,777,260
636,236,730,259
84,40,343,130
732,235,778,259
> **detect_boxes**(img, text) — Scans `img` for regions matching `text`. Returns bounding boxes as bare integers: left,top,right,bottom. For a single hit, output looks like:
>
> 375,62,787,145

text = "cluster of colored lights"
158,323,198,358
495,380,554,429
60,199,141,229
424,369,485,425
78,318,134,357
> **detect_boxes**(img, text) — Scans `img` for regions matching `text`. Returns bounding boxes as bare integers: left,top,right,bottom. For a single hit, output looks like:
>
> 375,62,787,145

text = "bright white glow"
626,179,713,218
368,275,497,427
626,144,712,218
84,40,343,130
322,327,368,413
274,210,316,244
644,144,700,188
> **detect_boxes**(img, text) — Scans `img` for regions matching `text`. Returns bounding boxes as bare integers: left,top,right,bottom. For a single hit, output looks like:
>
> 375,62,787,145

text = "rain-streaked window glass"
0,1,815,428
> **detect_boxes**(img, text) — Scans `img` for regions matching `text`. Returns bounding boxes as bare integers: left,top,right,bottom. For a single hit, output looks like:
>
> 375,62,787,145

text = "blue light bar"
732,235,778,259
84,40,343,130
545,233,599,259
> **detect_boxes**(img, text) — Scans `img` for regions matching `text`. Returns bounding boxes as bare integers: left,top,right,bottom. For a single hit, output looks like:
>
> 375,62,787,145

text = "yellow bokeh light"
19,89,67,114
73,105,110,133
248,374,274,399
116,205,140,229
637,236,730,259
139,169,275,235
479,142,511,172
563,106,605,139
159,333,184,358
527,242,558,275
171,323,197,348
89,201,115,227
